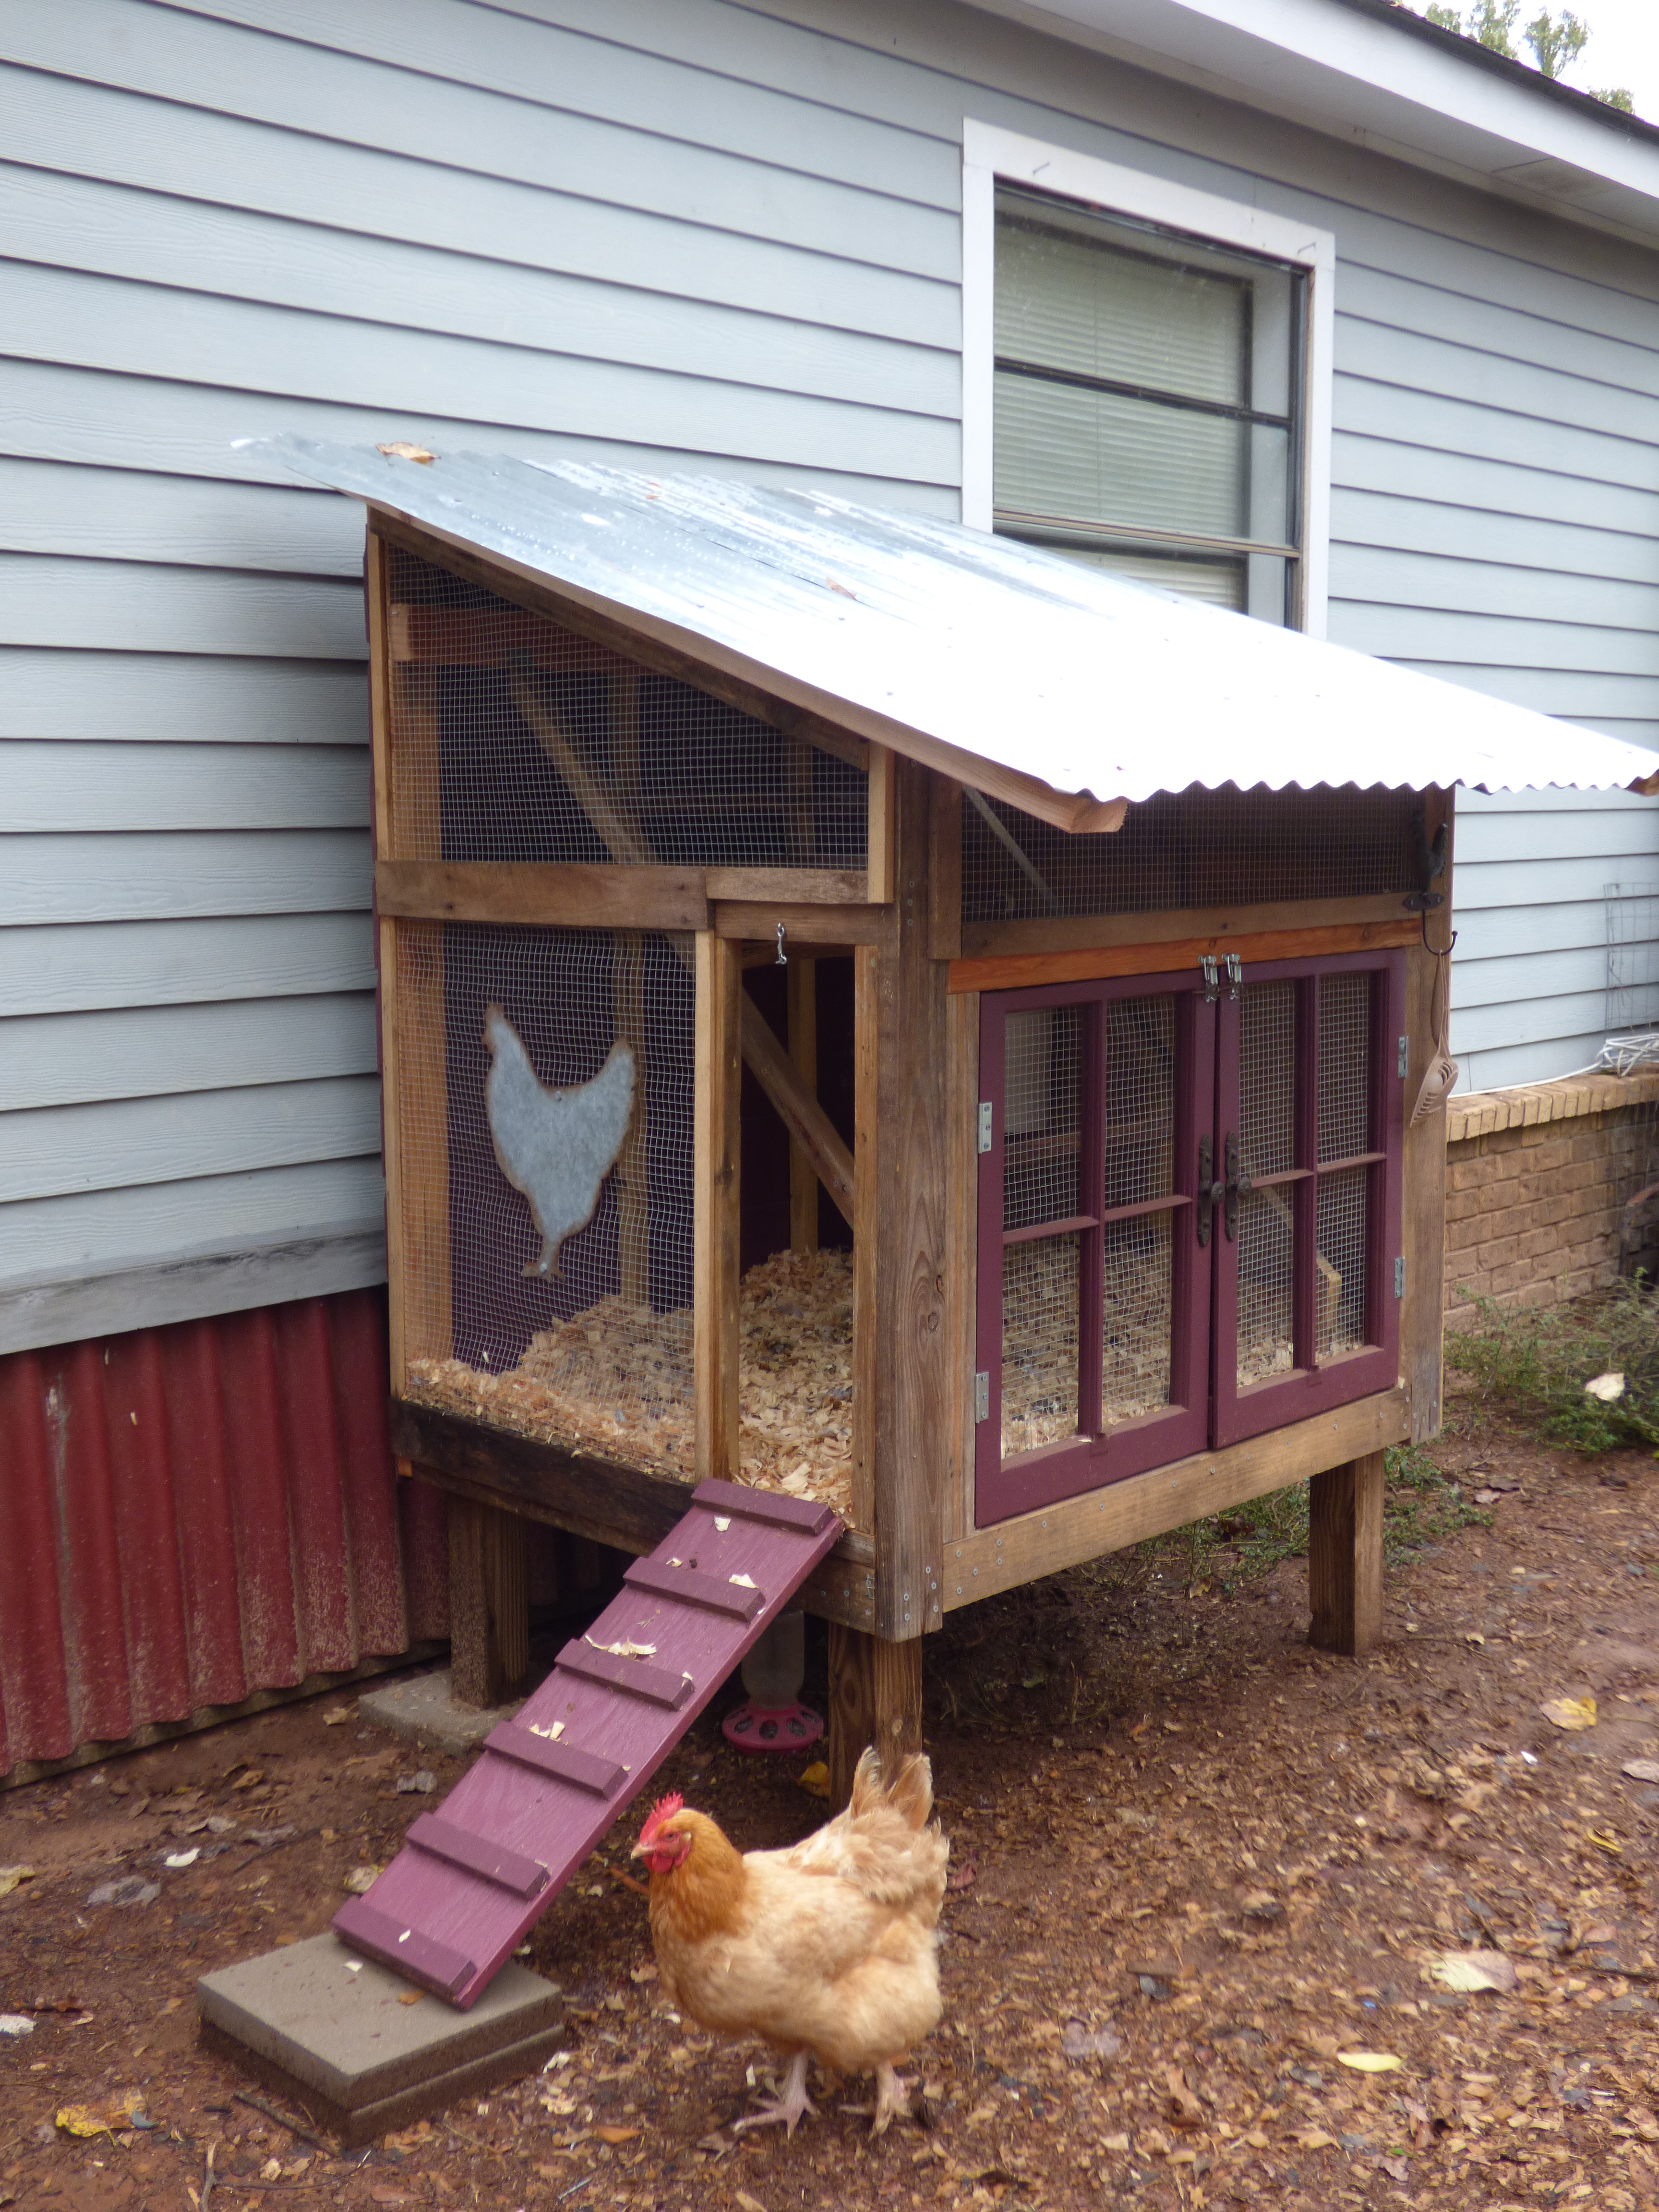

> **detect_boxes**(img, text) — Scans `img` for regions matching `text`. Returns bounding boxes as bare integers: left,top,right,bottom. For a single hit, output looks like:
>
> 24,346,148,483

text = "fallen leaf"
1540,1695,1597,1731
798,1761,830,1798
1587,1828,1623,1855
375,443,434,466
1622,1759,1659,1783
0,1866,38,1899
947,1851,979,1892
734,2193,767,2212
260,2160,282,2183
369,2189,409,2206
343,1866,381,1895
1061,2019,1121,2060
1297,2128,1338,2150
585,1635,658,1660
397,1991,423,2007
55,2107,113,2139
728,1574,757,1589
322,1707,352,1726
395,1772,436,1795
1163,2065,1204,2127
1431,1949,1517,1994
593,2126,640,2145
164,1849,200,1870
629,1961,658,1983
1337,2051,1401,2073
231,1768,265,1791
1585,1371,1626,1401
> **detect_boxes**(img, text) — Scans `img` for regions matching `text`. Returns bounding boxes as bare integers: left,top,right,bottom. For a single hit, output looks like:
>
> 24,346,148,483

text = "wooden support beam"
1308,1451,1386,1656
869,756,950,1641
958,894,1412,966
1401,786,1454,1446
612,671,650,1309
950,916,1419,994
376,858,709,930
928,776,964,961
827,1623,924,1810
866,744,896,905
787,957,819,1255
448,1497,530,1709
695,931,742,1483
739,988,854,1229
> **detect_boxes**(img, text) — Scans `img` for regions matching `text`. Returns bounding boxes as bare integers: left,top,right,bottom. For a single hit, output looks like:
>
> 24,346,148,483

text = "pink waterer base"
721,1700,825,1754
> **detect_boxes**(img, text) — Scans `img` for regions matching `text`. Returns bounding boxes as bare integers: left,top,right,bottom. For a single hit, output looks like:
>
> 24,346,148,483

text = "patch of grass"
1380,1440,1486,1564
1445,1279,1659,1453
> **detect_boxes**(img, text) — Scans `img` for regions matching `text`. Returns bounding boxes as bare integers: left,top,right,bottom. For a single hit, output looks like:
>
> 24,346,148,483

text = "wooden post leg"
1308,1451,1385,1656
827,1623,924,1808
448,1498,530,1708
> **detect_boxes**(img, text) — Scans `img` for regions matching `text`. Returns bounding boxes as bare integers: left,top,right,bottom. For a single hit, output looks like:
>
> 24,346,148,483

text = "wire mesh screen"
1103,1211,1171,1425
402,922,698,1480
1315,1168,1368,1357
385,545,867,870
1004,1007,1082,1229
962,783,1419,926
1318,972,1371,1163
1001,1234,1080,1458
1605,882,1659,1034
1237,981,1297,1387
1104,995,1175,1207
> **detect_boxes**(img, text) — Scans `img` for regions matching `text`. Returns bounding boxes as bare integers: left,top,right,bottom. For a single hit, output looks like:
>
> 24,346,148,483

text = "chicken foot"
732,2049,816,2138
840,2061,916,2138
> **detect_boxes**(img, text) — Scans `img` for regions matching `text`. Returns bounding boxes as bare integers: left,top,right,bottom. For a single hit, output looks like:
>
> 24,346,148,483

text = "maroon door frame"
974,950,1405,1528
975,968,1214,1526
1211,950,1405,1446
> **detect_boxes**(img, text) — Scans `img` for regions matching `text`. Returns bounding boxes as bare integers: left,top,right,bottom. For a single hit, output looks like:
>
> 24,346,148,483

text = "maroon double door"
974,951,1405,1526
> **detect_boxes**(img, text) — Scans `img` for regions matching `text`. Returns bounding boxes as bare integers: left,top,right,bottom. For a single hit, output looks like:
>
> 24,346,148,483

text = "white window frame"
962,120,1336,639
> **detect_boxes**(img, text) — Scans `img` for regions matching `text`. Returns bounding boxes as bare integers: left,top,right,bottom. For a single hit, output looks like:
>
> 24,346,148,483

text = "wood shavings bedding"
408,1247,854,1518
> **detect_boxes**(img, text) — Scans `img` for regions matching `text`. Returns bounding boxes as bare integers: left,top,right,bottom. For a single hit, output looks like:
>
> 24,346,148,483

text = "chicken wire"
1315,1168,1368,1358
1001,1234,1081,1458
962,783,1419,926
1104,994,1175,1207
1102,1210,1172,1425
1318,971,1371,1164
385,544,867,870
1237,981,1298,1387
1004,1006,1082,1230
401,922,699,1480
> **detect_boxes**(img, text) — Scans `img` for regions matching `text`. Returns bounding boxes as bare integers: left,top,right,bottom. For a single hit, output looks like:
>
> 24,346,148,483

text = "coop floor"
4,1403,1658,2212
408,1247,854,1516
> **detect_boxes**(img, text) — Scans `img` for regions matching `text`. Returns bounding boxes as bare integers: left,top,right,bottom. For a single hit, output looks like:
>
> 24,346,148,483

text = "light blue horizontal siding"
1,1074,383,1204
0,993,378,1112
2,741,370,829
0,455,364,573
1,832,372,925
0,646,369,742
0,1159,386,1286
0,554,367,658
0,915,375,1017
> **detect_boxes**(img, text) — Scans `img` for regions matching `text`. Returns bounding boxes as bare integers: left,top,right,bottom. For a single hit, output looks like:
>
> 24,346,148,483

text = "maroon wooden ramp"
334,1480,841,2008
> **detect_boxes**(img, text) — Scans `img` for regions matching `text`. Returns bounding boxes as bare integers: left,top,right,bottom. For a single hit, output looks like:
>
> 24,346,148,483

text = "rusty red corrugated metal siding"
0,1288,449,1776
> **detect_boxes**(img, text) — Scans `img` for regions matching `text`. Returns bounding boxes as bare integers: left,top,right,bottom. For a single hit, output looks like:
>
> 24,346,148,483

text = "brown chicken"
629,1748,948,2135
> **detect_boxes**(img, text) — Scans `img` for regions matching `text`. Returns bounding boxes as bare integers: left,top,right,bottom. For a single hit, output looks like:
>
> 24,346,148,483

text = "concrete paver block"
198,1934,563,2144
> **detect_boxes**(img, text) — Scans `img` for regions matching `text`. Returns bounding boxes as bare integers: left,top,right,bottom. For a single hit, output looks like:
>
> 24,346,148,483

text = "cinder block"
197,1936,565,2146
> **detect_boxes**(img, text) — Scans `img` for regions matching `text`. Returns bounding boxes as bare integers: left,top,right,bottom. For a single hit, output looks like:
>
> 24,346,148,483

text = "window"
975,952,1404,1526
962,122,1334,636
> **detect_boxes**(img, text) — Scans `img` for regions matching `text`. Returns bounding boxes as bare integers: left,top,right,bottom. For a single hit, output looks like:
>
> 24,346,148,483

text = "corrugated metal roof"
256,435,1659,813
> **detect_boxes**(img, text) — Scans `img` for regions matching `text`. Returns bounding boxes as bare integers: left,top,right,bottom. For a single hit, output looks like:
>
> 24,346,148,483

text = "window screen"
994,186,1306,625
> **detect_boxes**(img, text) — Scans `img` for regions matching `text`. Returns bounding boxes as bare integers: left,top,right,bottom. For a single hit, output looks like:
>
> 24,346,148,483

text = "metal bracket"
1224,951,1242,1000
977,1101,993,1155
974,1371,990,1422
1200,953,1221,1003
1196,1134,1221,1247
1223,1131,1253,1241
1395,1254,1406,1299
1398,1034,1409,1080
774,921,787,966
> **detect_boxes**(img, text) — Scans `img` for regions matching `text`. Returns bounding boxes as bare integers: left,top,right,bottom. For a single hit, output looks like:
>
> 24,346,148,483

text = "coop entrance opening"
975,950,1405,1524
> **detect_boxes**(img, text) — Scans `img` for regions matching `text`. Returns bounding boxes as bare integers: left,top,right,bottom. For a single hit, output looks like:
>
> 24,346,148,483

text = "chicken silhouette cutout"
483,1003,636,1280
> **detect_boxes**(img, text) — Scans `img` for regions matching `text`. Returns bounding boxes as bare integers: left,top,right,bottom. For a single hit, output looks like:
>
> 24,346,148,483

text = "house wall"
5,0,1659,1355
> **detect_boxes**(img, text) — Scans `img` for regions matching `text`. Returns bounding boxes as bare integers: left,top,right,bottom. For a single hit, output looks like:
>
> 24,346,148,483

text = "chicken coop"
260,436,1654,1792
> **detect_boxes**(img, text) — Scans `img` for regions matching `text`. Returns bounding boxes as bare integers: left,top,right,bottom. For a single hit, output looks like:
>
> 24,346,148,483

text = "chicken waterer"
721,1608,824,1754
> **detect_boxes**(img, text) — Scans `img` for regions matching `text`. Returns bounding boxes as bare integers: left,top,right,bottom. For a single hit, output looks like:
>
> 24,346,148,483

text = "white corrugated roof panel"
255,436,1659,816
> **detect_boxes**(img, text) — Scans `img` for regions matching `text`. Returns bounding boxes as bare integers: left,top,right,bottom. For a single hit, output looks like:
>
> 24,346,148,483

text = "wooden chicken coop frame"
362,505,1449,1777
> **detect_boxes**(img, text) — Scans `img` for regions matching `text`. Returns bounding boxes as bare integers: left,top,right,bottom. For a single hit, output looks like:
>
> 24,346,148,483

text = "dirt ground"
9,1392,1659,2212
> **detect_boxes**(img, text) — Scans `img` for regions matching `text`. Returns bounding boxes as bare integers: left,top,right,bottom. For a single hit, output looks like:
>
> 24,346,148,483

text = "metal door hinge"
1200,953,1220,1002
1398,1035,1409,1079
1224,951,1242,1000
974,1371,990,1422
1394,1254,1406,1298
977,1101,993,1154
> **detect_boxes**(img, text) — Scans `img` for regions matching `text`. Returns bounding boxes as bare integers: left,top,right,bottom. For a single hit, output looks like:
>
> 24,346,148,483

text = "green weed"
1444,1279,1659,1453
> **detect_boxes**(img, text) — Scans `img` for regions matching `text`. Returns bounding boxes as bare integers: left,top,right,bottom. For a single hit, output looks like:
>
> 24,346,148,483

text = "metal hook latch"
1223,1130,1254,1240
1196,1134,1224,1247
775,921,787,966
1224,952,1242,1000
1199,953,1220,1002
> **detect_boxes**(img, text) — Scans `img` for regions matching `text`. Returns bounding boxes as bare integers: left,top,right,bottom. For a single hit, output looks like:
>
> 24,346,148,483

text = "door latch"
1196,1134,1223,1246
1223,1131,1253,1240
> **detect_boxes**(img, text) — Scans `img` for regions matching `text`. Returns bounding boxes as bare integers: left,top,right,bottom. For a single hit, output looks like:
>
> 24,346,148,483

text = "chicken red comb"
639,1791,684,1843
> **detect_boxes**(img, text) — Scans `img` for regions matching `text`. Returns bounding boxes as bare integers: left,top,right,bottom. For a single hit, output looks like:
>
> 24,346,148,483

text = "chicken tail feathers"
850,1746,934,1832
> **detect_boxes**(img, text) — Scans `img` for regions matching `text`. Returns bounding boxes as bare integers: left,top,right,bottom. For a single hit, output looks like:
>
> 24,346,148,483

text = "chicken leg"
732,2049,815,2138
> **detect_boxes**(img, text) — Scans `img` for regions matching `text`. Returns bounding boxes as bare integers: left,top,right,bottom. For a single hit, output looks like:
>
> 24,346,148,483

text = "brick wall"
1443,1073,1659,1329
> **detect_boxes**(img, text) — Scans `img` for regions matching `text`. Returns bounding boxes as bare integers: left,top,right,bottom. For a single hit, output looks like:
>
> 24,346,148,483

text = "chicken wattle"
630,1749,948,2135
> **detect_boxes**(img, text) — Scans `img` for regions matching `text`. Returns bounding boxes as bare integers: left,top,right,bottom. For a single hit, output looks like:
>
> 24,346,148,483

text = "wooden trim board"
950,916,1417,994
959,895,1409,964
377,859,709,930
695,932,742,1483
712,902,887,945
947,1385,1409,1605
